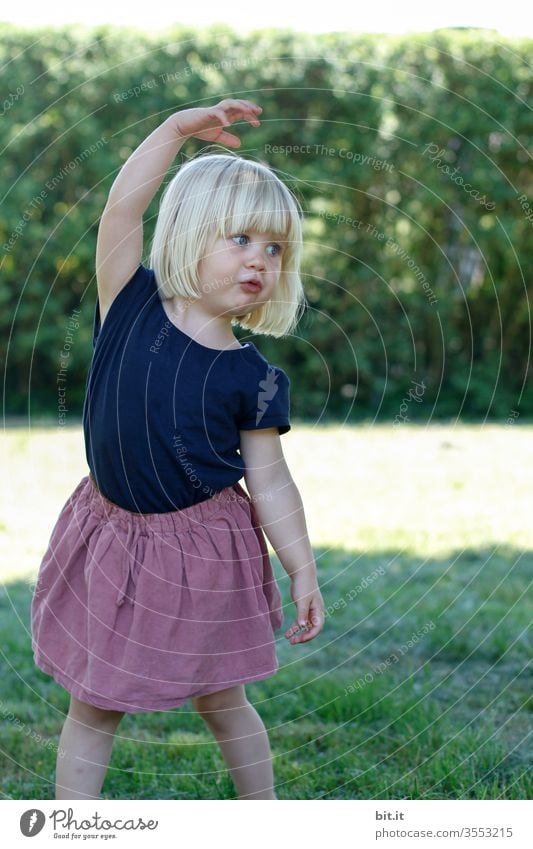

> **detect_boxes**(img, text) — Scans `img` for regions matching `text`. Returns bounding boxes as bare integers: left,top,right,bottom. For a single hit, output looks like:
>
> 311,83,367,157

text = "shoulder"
242,344,291,384
94,263,158,345
99,263,155,324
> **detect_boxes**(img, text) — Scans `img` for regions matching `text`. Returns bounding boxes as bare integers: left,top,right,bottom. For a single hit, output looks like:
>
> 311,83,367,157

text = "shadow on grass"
0,545,531,800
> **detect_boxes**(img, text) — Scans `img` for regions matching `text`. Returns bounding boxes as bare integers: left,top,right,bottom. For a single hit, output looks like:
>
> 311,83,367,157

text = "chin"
231,298,264,316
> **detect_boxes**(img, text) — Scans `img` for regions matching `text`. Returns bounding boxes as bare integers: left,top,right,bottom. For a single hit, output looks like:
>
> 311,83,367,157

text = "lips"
240,278,262,292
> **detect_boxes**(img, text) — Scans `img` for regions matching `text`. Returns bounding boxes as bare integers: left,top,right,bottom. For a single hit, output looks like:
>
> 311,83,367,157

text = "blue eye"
231,234,282,257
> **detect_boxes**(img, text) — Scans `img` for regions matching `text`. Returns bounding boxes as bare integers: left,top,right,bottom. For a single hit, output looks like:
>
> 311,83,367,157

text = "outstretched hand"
174,98,262,148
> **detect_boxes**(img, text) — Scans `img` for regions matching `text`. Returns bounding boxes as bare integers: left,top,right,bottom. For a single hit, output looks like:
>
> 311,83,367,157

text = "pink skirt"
31,474,284,713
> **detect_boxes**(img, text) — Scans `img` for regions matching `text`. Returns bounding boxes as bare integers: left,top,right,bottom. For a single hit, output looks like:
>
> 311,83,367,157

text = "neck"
164,296,242,349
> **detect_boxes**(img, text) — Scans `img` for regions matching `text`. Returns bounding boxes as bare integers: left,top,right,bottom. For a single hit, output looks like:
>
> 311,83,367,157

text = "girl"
31,98,325,801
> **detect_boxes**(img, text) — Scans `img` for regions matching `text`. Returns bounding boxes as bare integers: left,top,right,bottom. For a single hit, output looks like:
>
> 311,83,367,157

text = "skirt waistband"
85,473,252,534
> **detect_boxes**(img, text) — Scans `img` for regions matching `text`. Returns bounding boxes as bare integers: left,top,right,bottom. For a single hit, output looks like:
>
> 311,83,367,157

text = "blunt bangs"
212,166,298,244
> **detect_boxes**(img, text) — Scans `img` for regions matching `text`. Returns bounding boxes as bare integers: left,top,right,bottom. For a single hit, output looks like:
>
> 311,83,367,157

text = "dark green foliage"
1,24,531,420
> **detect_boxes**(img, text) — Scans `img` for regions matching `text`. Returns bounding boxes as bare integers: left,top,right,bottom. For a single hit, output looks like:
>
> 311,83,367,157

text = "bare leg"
55,695,125,799
192,685,277,800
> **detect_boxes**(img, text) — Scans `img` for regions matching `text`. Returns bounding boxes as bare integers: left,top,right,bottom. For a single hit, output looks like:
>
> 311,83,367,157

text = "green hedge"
1,24,531,421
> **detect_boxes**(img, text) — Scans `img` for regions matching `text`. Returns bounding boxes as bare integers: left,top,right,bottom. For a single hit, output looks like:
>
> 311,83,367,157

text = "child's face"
196,228,285,318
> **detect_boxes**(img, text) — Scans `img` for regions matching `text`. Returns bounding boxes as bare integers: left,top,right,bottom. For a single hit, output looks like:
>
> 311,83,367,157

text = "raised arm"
95,99,263,320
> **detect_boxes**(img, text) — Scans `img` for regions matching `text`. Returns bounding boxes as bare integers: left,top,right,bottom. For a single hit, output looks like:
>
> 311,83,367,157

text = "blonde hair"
149,151,306,337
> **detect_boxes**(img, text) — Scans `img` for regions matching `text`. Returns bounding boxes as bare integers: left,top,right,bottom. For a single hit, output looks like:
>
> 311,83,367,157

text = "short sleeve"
92,263,154,347
238,364,291,435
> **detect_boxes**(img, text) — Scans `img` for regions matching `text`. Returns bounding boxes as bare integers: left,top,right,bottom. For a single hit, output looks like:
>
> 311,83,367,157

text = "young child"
31,98,324,801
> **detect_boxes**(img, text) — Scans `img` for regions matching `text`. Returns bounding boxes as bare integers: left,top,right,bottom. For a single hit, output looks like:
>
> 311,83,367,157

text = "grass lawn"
0,422,531,799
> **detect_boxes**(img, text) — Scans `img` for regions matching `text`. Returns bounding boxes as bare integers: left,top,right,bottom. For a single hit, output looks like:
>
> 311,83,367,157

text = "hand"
174,98,262,148
284,576,325,645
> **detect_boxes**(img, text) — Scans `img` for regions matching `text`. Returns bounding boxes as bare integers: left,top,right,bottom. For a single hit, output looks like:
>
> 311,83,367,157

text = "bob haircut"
149,151,306,337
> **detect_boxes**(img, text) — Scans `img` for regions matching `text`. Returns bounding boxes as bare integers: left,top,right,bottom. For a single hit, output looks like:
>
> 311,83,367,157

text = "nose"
245,241,266,270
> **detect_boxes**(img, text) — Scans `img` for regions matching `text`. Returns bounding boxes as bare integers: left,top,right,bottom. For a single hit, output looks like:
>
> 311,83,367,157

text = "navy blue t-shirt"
82,263,291,513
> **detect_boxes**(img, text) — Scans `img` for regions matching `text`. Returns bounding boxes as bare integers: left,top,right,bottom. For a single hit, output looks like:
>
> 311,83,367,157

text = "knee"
192,685,248,724
68,696,125,730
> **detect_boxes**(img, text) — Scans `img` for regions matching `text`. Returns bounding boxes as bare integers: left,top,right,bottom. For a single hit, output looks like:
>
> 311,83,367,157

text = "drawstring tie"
116,521,145,607
113,499,241,608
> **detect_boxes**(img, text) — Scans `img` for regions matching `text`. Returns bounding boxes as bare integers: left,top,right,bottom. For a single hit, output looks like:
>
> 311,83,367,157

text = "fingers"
284,610,324,644
218,98,262,113
293,616,323,643
285,622,318,644
285,620,305,639
177,100,261,145
215,131,242,148
213,108,231,127
215,98,262,127
285,588,325,644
